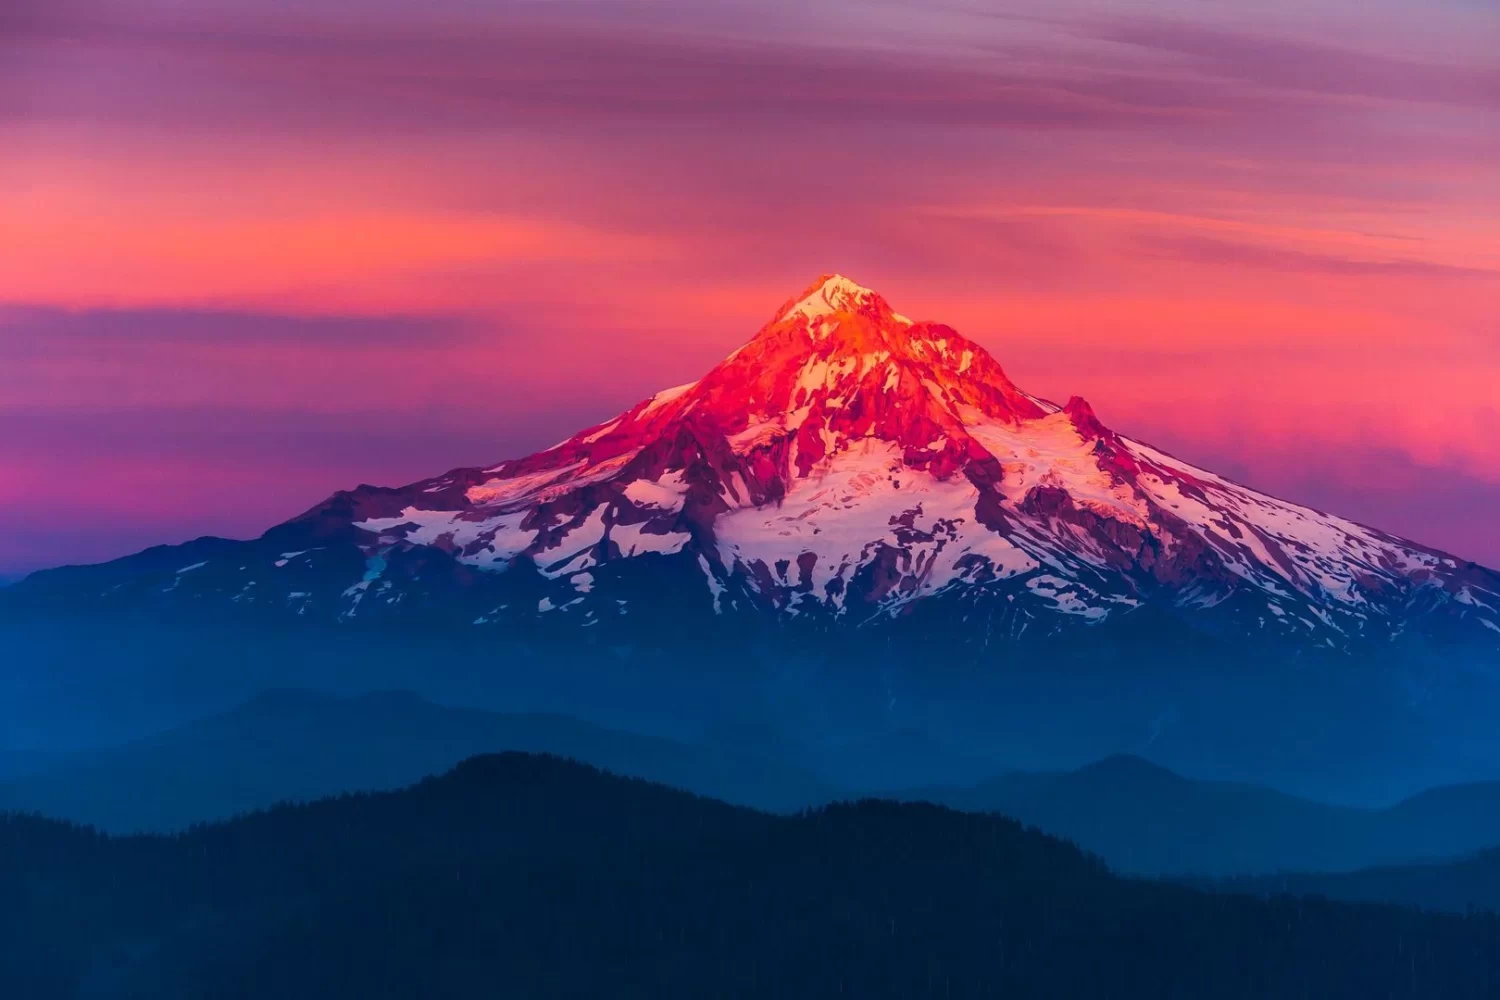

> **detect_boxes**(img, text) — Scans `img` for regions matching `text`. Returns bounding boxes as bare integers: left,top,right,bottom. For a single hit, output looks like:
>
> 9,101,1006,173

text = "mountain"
0,749,59,783
0,689,837,831
7,753,1500,1000
1216,848,1500,915
9,275,1499,657
900,755,1500,876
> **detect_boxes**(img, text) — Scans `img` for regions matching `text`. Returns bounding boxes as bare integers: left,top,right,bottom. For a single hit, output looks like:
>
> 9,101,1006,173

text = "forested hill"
5,753,1500,999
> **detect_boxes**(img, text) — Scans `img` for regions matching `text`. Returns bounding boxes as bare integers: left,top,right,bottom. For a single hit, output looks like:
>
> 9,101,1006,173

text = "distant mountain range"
1216,848,1500,915
7,753,1499,1000
8,275,1498,657
0,689,836,829
10,689,1500,878
898,754,1500,876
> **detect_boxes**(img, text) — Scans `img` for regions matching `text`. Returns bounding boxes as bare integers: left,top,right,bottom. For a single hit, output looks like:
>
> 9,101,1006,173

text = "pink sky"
2,0,1497,576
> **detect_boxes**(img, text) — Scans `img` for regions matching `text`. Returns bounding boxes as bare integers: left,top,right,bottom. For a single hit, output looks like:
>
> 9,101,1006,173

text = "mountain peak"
678,275,1053,475
776,273,912,332
753,275,1004,387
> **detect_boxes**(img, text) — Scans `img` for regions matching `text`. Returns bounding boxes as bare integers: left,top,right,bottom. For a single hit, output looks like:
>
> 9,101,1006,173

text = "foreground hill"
5,753,1499,1000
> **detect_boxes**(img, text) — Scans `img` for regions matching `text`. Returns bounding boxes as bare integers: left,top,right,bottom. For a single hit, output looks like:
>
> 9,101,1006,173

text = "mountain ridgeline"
16,690,1500,881
7,753,1500,1000
0,689,838,831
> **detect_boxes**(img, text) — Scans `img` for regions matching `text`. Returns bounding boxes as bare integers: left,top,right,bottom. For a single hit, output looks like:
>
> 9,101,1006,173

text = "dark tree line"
4,752,1499,998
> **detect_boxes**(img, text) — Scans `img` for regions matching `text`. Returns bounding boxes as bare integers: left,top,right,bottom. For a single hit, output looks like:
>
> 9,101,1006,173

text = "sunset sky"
2,0,1497,578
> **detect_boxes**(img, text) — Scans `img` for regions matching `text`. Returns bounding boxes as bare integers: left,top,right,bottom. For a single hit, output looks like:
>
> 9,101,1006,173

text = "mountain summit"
12,276,1500,654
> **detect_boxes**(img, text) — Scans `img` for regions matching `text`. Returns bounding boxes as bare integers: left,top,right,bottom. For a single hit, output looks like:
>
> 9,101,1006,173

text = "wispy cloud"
1135,233,1500,279
1092,18,1500,110
0,306,473,349
3,8,1253,132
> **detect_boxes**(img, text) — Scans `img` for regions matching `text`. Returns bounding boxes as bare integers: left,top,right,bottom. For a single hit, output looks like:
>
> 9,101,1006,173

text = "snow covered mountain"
12,276,1500,655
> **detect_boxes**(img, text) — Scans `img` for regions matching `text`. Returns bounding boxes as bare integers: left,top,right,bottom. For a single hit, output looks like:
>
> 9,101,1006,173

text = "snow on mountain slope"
12,275,1500,651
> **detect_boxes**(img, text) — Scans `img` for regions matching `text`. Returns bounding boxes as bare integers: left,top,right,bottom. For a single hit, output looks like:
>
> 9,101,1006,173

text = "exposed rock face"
12,275,1500,655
